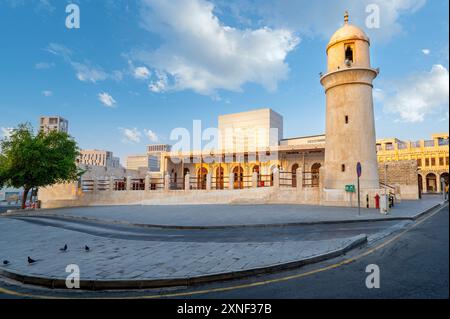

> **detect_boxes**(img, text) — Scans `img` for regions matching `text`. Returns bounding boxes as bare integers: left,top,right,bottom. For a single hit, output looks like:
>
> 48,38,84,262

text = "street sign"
345,185,356,192
357,162,362,177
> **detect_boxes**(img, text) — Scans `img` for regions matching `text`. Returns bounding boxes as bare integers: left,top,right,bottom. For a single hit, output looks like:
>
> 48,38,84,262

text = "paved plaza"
0,217,365,283
0,196,444,288
7,196,443,228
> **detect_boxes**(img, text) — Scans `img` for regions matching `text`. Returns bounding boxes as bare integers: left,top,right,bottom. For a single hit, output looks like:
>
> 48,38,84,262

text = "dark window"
417,159,422,167
345,115,349,124
345,46,354,63
341,164,346,172
431,158,436,166
439,157,444,166
425,158,430,166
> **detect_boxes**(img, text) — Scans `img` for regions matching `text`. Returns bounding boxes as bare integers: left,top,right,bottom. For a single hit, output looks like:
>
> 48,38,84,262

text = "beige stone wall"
39,187,321,209
378,160,419,199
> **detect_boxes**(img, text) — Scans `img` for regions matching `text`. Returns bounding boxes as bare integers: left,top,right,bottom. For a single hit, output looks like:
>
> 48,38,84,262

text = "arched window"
216,167,224,190
426,173,437,193
345,44,354,63
197,167,208,190
233,166,244,189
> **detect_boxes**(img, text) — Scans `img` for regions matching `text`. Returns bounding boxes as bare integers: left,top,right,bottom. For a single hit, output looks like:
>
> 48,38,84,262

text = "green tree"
0,123,80,209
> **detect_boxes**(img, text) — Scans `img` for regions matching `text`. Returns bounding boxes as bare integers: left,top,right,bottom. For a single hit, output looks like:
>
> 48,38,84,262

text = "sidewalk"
0,217,365,289
7,196,444,228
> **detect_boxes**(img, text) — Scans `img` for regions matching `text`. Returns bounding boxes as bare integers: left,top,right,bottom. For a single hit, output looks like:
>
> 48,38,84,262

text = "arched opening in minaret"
345,44,354,63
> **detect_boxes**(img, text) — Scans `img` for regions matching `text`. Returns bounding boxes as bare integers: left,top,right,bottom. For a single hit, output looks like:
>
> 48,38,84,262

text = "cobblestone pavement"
0,217,364,281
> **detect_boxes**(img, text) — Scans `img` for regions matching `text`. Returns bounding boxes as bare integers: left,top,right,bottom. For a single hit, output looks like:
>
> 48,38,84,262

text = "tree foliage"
0,123,80,208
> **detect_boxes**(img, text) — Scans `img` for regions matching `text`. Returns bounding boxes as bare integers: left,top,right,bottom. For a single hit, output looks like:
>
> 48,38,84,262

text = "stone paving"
14,196,443,227
0,217,364,281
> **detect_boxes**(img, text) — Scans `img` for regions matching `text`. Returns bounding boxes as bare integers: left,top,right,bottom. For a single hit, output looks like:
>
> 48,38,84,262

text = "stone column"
185,173,191,190
421,175,427,194
206,173,212,191
252,172,258,188
296,168,303,190
92,178,98,193
126,176,132,191
437,176,442,193
273,168,280,188
109,176,115,192
144,175,151,192
319,167,325,205
229,172,235,190
164,174,170,191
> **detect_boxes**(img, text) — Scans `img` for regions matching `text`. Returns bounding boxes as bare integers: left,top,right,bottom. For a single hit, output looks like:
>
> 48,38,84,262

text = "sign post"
356,162,362,216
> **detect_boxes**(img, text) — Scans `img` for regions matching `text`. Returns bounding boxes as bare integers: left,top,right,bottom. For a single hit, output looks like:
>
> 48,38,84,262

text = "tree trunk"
21,187,30,210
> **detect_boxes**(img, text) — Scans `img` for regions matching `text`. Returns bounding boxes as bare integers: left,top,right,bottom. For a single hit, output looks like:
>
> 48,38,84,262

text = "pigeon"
84,245,90,252
3,260,10,265
60,244,68,252
28,257,37,264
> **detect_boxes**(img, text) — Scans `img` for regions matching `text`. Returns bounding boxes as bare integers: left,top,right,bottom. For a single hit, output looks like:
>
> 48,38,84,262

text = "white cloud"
144,129,159,142
98,92,117,107
135,0,300,95
119,127,142,143
379,64,449,122
422,49,431,55
148,71,169,93
1,127,14,139
223,0,426,43
42,90,53,97
46,43,120,83
134,66,151,79
74,62,109,83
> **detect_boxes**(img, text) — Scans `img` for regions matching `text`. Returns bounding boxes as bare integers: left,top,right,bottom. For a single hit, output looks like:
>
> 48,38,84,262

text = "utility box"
379,195,390,215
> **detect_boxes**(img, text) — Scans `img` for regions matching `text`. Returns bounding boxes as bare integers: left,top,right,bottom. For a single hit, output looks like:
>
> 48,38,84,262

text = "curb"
3,202,446,230
0,235,367,291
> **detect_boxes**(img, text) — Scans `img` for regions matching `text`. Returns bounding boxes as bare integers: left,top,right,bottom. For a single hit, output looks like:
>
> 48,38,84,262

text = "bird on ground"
85,245,90,252
60,244,68,252
3,260,10,265
27,257,37,264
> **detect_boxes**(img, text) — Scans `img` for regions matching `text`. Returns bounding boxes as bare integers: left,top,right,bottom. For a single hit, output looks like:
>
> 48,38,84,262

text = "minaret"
320,12,380,190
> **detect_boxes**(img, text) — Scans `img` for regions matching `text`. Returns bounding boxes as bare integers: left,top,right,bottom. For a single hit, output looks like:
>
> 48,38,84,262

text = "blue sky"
0,0,448,163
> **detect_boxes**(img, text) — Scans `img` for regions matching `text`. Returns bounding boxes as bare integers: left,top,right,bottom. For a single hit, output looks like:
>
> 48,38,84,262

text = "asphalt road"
7,214,404,242
0,204,447,299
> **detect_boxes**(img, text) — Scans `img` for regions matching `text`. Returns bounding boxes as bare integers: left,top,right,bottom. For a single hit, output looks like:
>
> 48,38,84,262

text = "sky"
0,0,448,164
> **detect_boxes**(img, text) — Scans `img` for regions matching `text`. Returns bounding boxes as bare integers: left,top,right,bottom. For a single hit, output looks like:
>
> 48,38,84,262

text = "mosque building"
159,12,383,201
39,13,438,209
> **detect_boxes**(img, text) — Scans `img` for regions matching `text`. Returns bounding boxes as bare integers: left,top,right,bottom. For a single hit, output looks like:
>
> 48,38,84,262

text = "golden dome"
327,12,370,49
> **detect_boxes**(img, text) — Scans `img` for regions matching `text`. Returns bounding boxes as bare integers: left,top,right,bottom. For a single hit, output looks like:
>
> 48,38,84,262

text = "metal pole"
357,176,360,216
